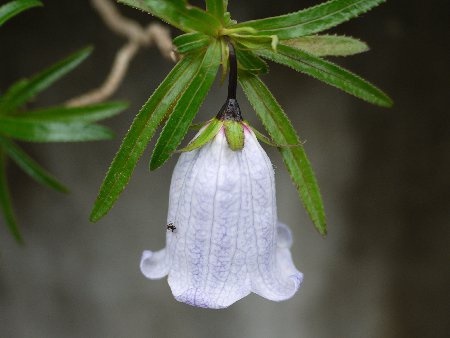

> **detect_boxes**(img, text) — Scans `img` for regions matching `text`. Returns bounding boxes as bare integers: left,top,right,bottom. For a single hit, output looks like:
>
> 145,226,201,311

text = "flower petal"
277,221,293,249
167,131,254,308
140,249,170,279
243,133,303,301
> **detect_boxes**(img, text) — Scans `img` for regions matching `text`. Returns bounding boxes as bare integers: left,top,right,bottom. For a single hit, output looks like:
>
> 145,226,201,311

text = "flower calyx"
180,116,247,153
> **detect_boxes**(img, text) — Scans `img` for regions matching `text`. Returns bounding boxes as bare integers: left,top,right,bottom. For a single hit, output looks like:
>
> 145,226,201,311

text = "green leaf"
118,0,221,36
282,34,369,57
179,118,222,152
0,117,114,142
90,52,204,222
232,0,386,39
234,34,279,51
0,46,92,114
235,45,268,74
206,0,225,21
173,32,211,54
240,73,326,235
25,101,127,123
0,135,68,193
250,125,298,147
256,44,392,107
0,0,42,27
0,150,23,243
150,40,221,170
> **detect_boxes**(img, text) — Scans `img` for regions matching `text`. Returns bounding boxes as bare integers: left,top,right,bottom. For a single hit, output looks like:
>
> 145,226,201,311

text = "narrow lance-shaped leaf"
150,39,221,170
0,116,114,142
0,0,42,27
24,101,127,123
205,0,226,21
235,45,268,74
240,73,327,235
173,32,211,54
256,44,392,107
232,0,386,39
0,135,68,193
0,46,92,114
90,52,205,222
118,0,221,36
0,149,23,243
282,34,369,57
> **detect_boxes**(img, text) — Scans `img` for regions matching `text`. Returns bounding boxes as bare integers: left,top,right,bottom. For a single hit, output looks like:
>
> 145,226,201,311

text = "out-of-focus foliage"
0,3,127,242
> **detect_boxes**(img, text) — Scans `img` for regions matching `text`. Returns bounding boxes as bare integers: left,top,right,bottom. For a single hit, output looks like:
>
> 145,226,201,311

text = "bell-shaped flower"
140,120,303,308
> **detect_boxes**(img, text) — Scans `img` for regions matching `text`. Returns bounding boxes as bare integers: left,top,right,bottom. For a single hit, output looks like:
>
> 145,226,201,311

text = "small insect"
166,222,176,232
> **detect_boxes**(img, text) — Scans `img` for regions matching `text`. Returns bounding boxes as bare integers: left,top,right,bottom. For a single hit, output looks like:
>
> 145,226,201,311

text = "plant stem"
217,42,242,122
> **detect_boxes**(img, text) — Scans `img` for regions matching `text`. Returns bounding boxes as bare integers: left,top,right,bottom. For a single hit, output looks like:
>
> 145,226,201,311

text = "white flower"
140,125,303,309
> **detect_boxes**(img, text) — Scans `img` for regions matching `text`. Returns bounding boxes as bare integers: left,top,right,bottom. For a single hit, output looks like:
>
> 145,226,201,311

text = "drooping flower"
140,120,303,309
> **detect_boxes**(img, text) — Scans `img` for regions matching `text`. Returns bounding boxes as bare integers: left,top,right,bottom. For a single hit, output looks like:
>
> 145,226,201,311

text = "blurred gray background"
0,0,449,337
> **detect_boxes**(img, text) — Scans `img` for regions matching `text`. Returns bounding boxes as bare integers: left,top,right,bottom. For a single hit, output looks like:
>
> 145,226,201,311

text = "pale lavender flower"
140,125,303,308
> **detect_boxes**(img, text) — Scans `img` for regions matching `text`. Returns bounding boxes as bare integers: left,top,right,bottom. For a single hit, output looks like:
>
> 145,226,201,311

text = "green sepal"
178,118,223,152
0,46,92,114
0,149,23,243
173,33,211,54
0,0,42,27
282,34,369,57
231,0,386,39
118,0,221,36
224,120,244,151
0,135,69,193
150,40,221,170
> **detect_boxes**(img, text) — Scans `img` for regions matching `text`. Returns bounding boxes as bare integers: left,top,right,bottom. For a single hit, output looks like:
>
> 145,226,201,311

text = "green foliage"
255,44,392,107
150,40,221,170
0,135,68,193
90,53,204,222
235,47,268,74
173,33,211,54
118,0,221,35
232,0,386,39
205,0,226,22
93,0,392,235
240,73,327,235
0,31,126,239
282,35,369,57
0,0,42,27
0,116,115,142
0,150,22,243
0,47,93,114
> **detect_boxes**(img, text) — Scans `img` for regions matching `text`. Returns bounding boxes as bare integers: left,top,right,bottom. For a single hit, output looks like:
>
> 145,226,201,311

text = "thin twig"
66,0,174,107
